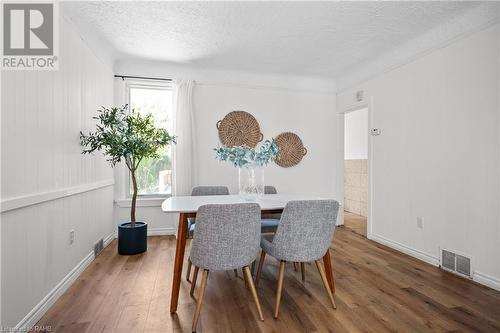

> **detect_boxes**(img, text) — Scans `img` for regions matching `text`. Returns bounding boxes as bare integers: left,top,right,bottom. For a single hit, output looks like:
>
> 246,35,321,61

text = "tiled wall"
344,159,368,217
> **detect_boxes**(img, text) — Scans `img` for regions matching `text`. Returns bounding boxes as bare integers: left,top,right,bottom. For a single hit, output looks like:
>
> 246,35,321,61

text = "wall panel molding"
1,179,114,213
1,14,115,328
14,232,115,331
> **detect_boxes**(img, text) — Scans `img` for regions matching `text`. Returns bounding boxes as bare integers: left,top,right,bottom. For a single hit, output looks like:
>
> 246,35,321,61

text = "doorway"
343,107,369,237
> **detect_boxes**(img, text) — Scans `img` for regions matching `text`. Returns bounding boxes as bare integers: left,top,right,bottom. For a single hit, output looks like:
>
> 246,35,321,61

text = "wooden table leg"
170,212,189,313
322,249,335,294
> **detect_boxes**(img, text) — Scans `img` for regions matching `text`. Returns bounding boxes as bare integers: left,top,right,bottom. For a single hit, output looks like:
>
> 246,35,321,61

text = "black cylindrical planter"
118,222,147,255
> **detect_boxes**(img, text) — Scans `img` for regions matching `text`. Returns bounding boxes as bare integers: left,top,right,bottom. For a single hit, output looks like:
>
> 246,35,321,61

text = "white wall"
338,24,500,290
497,8,500,291
344,108,368,160
0,16,115,328
195,83,338,195
113,61,340,232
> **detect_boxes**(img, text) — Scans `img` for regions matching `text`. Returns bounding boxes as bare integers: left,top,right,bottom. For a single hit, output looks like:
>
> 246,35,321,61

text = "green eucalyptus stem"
214,139,279,168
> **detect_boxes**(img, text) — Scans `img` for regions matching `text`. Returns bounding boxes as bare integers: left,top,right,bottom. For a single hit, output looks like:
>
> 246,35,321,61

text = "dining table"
161,193,337,313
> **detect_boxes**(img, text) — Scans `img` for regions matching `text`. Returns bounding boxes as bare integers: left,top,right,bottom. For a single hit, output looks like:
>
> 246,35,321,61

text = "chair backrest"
262,186,280,220
271,200,339,262
190,203,261,271
191,186,229,196
264,186,277,194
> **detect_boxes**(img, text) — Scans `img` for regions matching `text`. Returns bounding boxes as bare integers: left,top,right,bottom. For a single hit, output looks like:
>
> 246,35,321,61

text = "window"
128,83,173,196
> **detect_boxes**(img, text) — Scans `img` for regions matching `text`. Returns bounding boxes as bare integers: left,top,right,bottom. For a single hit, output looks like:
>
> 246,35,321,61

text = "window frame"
125,80,174,199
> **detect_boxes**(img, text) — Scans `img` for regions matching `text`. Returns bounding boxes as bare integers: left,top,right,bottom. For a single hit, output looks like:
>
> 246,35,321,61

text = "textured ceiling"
62,1,481,77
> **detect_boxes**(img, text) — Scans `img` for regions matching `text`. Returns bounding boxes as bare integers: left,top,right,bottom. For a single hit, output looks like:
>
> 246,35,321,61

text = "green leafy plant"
80,105,176,225
214,139,279,168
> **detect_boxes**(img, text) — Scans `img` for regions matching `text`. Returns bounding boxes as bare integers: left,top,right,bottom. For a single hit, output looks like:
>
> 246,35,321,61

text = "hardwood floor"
344,211,367,237
37,228,500,333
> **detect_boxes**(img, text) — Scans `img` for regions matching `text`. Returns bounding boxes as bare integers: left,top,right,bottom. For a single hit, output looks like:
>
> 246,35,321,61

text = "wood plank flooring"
344,211,367,237
37,228,500,332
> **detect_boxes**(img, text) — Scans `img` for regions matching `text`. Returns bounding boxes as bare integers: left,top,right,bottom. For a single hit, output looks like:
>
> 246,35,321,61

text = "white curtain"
172,79,197,196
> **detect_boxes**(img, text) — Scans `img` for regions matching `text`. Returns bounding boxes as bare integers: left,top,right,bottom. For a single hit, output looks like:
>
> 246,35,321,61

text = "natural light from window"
129,85,173,196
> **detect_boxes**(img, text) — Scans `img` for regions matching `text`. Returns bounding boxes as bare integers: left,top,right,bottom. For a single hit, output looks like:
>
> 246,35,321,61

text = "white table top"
161,194,333,213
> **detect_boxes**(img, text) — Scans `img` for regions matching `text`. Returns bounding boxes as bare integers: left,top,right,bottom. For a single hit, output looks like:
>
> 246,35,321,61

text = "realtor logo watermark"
1,1,59,70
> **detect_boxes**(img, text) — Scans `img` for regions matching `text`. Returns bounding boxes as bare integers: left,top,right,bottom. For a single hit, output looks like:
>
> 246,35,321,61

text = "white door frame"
339,97,374,238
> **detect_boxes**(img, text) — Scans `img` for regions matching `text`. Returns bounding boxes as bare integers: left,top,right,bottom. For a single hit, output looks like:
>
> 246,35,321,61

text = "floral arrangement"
214,139,279,167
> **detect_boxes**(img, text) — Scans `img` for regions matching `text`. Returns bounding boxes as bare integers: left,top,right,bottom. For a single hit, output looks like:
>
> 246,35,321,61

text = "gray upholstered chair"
261,185,281,233
264,185,277,194
188,186,230,237
186,186,230,282
189,203,264,331
191,186,230,196
255,200,340,318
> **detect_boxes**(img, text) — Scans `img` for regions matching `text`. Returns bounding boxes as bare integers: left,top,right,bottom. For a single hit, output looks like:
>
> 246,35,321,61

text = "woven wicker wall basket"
274,132,307,168
216,111,263,148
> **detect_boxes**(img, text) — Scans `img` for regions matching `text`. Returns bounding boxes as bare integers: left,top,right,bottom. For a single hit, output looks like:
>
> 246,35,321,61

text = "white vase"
238,164,264,201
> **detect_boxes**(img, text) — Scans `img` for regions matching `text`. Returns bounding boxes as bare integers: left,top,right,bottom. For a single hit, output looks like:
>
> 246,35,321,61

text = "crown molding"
115,58,337,93
337,3,500,92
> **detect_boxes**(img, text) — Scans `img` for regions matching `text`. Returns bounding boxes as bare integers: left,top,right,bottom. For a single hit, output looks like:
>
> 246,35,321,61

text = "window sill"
115,197,169,208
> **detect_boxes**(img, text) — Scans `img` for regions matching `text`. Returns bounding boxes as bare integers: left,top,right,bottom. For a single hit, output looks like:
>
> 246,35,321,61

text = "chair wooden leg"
300,262,305,282
234,269,238,278
251,260,256,276
190,266,199,296
274,261,286,318
243,268,247,288
243,266,264,321
255,251,266,287
323,249,335,293
315,260,337,309
192,270,209,332
186,258,192,282
293,262,298,271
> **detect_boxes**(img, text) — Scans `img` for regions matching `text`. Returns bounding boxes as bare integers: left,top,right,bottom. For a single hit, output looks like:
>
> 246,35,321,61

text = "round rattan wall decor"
274,132,307,168
216,111,263,148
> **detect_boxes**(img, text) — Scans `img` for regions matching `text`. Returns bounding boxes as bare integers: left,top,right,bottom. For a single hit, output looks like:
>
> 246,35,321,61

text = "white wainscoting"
1,15,115,328
13,232,115,331
1,180,114,213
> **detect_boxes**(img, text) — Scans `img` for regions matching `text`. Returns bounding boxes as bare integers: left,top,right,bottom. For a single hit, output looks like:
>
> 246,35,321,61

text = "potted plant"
80,105,176,255
214,140,279,200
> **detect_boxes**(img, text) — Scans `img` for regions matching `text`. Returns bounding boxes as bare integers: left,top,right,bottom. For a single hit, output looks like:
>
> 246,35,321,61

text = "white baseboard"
148,227,176,236
103,232,116,247
474,271,500,291
369,233,440,267
15,232,115,331
108,227,176,239
370,233,500,292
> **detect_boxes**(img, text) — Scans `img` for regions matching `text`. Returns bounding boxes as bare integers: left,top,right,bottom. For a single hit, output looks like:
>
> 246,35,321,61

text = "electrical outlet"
69,229,75,244
416,217,424,229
